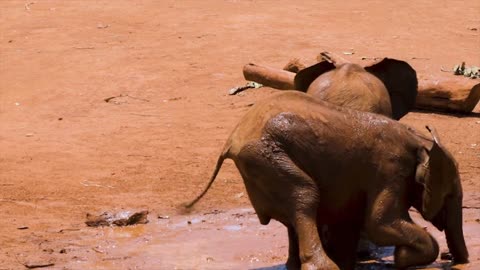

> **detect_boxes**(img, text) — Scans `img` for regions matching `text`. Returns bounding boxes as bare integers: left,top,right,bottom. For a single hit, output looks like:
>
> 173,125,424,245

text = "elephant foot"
394,234,439,269
300,259,339,270
286,257,300,270
300,245,339,270
356,238,379,260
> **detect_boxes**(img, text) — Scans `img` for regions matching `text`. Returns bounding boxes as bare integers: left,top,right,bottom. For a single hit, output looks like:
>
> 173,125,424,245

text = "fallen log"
241,63,480,113
416,75,480,113
243,63,295,90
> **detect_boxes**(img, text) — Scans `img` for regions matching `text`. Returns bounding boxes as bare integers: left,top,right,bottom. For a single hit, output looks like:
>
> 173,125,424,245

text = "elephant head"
415,126,469,264
294,58,418,120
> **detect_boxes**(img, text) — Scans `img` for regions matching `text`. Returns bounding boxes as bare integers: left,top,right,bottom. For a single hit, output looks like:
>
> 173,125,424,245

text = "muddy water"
52,208,479,269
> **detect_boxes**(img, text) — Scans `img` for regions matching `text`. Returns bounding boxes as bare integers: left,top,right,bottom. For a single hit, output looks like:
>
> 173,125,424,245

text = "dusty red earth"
0,1,479,269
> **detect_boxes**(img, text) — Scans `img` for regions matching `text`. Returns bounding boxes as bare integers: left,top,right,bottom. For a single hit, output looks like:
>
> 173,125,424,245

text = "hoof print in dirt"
85,210,149,227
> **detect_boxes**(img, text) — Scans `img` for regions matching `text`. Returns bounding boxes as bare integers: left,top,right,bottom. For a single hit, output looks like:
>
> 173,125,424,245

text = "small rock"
187,220,192,225
25,133,34,137
23,261,55,269
86,210,148,227
17,226,29,230
97,23,109,29
249,256,259,262
59,249,67,254
234,192,244,199
158,215,170,219
206,256,214,262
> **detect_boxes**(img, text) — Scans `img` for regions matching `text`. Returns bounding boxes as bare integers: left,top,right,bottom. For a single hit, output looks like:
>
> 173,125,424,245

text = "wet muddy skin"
17,208,476,269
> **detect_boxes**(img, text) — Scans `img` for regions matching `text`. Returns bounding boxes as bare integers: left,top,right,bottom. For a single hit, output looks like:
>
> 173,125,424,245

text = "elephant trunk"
444,196,469,264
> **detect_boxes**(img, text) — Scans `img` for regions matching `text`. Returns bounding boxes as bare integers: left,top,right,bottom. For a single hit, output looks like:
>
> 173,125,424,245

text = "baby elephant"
294,58,418,120
187,91,468,270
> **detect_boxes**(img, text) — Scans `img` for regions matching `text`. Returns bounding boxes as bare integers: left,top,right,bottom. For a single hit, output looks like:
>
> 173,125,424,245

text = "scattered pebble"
97,23,109,29
43,248,54,254
17,226,29,230
249,256,259,262
23,261,55,269
158,215,170,219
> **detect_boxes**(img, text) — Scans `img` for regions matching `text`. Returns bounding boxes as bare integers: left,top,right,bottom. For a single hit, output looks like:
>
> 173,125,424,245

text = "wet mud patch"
18,208,477,269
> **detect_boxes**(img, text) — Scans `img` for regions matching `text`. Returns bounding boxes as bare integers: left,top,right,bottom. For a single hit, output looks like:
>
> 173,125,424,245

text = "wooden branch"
243,63,295,90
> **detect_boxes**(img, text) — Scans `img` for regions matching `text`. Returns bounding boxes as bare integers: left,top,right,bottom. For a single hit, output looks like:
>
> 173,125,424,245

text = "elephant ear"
415,126,458,221
364,58,418,120
293,61,335,91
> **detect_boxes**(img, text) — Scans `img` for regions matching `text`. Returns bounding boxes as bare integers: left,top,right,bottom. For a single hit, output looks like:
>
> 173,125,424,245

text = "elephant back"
306,63,393,117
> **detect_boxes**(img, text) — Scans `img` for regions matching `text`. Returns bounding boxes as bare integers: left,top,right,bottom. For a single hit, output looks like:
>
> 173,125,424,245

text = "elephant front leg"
366,191,439,268
444,197,469,264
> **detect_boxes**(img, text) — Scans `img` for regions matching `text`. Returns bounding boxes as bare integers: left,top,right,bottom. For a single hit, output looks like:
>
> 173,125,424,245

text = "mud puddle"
28,208,479,269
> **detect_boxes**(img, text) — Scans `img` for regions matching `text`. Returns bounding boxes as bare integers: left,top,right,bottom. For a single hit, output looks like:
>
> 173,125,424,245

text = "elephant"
186,91,468,269
293,58,418,120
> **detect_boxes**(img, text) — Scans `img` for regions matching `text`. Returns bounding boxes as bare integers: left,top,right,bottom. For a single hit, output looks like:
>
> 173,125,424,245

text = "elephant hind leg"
320,220,362,270
286,226,301,270
236,144,339,270
294,208,339,270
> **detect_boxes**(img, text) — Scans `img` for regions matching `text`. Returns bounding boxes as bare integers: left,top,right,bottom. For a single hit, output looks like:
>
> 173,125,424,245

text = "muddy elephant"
187,91,468,269
293,58,418,120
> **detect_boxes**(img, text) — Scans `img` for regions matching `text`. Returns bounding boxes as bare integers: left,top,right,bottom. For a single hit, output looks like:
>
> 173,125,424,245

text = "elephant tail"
184,145,231,209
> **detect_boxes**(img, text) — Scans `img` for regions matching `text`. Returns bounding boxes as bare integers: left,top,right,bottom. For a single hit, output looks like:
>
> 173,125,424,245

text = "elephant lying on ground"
293,58,418,120
187,91,468,269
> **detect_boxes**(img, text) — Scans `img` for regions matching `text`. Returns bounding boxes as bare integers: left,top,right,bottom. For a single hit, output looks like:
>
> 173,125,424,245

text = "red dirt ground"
0,1,479,269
